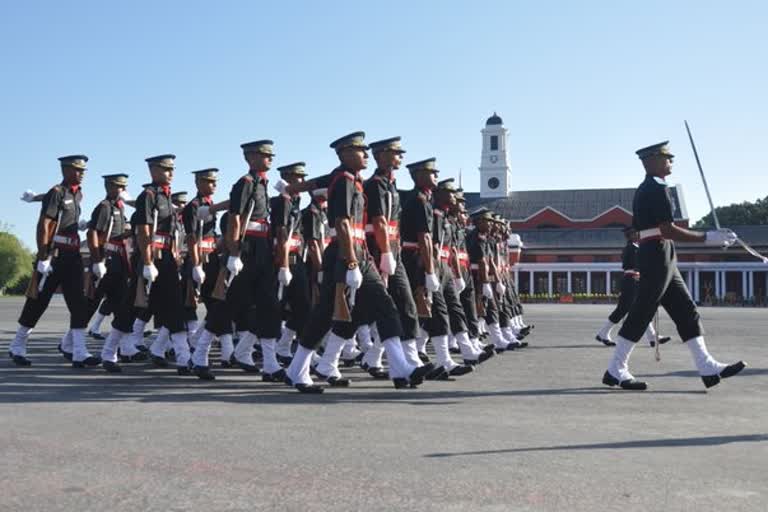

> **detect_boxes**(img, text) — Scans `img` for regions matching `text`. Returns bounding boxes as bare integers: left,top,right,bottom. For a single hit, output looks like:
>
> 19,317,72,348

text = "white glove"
21,190,36,203
705,228,738,247
197,205,212,222
227,256,243,277
454,277,466,294
317,271,324,284
142,263,159,283
496,282,506,295
273,179,289,195
425,272,441,293
119,190,133,202
78,219,89,231
482,283,494,299
379,252,397,276
192,265,206,284
36,258,53,276
278,267,293,287
346,266,363,290
92,261,107,280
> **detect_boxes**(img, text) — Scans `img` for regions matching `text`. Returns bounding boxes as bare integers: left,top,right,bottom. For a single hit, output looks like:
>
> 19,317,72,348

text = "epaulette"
417,191,428,202
242,174,254,182
342,171,355,181
434,209,444,217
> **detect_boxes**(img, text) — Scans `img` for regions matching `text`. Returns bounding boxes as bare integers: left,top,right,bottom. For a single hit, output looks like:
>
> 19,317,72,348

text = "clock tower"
479,112,511,198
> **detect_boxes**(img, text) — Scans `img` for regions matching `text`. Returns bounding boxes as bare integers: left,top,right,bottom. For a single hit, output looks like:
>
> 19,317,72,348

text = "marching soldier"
9,155,98,368
363,137,420,376
284,132,432,392
267,162,312,381
604,141,746,390
505,231,533,337
182,169,231,380
132,154,192,374
224,140,283,373
84,174,136,373
595,227,670,347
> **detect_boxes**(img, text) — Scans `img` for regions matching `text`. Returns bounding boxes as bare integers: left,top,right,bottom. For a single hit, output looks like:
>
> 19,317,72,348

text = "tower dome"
486,112,503,126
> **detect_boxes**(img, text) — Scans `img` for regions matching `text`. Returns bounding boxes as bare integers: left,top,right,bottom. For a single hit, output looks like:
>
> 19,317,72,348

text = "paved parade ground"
0,297,765,512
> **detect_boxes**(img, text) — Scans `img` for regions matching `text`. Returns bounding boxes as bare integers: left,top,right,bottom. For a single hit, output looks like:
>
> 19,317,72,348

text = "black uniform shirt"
467,230,487,264
42,183,82,237
632,175,675,231
229,171,269,221
88,197,126,241
302,201,329,245
400,188,433,244
182,194,217,239
621,241,639,271
133,184,176,235
270,194,303,252
364,169,401,259
326,166,365,229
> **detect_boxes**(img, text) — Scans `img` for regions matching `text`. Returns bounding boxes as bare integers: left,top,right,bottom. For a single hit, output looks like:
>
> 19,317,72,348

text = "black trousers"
402,250,450,337
198,253,232,336
618,240,703,343
300,243,402,348
440,262,468,335
608,276,638,324
283,258,311,335
459,267,480,338
384,254,419,341
18,250,89,329
137,250,187,334
505,275,523,317
472,272,500,325
226,244,281,339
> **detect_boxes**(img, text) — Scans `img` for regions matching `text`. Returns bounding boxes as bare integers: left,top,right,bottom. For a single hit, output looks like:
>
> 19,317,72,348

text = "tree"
693,195,768,228
0,226,34,294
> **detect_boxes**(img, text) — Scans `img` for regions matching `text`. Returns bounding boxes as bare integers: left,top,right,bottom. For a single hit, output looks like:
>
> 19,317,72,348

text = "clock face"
488,177,500,190
489,155,498,164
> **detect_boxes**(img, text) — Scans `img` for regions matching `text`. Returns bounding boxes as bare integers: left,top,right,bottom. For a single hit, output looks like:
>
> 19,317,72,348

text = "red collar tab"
160,185,171,196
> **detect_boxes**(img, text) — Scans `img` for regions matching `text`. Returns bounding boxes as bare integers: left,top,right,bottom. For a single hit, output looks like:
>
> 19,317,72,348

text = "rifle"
185,219,204,308
415,284,432,318
212,198,254,300
26,210,62,299
277,211,296,301
134,209,157,308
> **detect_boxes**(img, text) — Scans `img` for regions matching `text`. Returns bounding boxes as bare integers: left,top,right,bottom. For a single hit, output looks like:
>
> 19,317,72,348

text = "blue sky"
1,1,765,247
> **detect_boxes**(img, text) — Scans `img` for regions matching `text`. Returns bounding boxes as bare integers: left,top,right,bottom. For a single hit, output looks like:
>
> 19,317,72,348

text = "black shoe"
88,330,106,341
295,383,324,394
10,354,32,366
151,355,168,368
235,360,260,373
448,365,474,377
340,355,361,368
262,368,286,383
120,351,148,363
58,344,73,361
520,326,532,336
463,359,479,366
448,347,461,355
425,366,448,380
494,346,507,354
657,336,671,345
602,370,647,390
177,365,192,376
702,361,747,388
135,344,149,352
367,367,389,379
408,363,434,386
102,361,122,373
418,352,430,363
596,335,616,347
276,354,293,366
73,356,102,369
220,358,233,368
478,350,495,364
193,365,216,381
393,378,412,389
313,371,351,387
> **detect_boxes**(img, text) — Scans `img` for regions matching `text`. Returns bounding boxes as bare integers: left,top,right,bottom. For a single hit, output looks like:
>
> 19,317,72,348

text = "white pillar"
605,271,611,295
547,272,553,297
514,270,519,289
686,270,693,291
742,271,748,300
715,271,721,298
567,271,572,294
529,271,534,295
694,269,700,302
586,271,592,295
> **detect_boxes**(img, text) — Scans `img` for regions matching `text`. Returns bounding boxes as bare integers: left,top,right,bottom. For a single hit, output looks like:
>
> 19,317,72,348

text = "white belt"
246,220,269,232
105,242,125,253
328,227,365,239
470,263,480,270
53,235,79,247
639,228,662,240
402,241,419,249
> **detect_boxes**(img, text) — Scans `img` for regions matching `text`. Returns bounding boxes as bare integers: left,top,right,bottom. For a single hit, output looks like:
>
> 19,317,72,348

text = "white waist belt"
639,228,662,240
